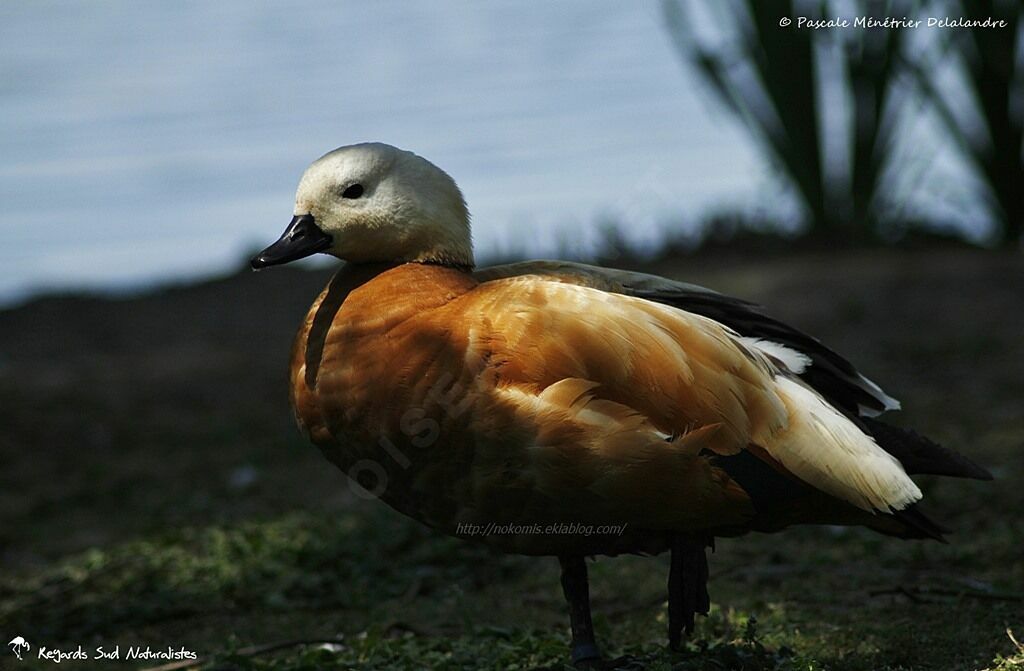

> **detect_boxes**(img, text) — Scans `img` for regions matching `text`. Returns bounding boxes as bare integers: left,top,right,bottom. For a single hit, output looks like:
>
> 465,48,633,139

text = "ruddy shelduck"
251,143,990,666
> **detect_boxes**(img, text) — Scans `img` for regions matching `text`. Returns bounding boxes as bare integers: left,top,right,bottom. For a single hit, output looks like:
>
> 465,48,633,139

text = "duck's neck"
318,261,477,325
411,257,475,273
406,237,474,271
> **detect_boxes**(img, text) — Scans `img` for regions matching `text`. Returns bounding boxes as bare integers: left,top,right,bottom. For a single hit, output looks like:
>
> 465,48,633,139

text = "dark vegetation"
663,0,1023,247
1,248,1022,670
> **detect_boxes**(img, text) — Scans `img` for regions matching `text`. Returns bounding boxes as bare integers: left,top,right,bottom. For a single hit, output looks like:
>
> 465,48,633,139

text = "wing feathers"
476,261,900,416
861,417,992,481
495,378,753,530
472,278,920,514
767,377,921,512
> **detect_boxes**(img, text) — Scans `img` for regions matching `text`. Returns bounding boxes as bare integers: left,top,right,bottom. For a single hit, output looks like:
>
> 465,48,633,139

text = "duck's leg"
667,536,711,650
558,555,602,666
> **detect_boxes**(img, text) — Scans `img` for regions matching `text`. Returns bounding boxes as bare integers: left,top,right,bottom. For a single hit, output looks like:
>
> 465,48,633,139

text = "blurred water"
0,1,775,304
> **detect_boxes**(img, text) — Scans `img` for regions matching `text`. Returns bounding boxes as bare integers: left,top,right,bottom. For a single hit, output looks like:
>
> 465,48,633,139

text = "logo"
8,636,30,661
6,636,200,664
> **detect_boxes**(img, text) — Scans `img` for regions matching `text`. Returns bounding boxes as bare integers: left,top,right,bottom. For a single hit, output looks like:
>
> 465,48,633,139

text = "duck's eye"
341,184,364,199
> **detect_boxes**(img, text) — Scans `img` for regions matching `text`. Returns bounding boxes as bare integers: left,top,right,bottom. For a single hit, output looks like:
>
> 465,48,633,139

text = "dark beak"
250,214,333,270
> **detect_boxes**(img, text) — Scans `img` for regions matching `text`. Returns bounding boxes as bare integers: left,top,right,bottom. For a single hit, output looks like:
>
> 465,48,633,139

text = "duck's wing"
448,274,922,519
474,260,898,418
474,261,991,484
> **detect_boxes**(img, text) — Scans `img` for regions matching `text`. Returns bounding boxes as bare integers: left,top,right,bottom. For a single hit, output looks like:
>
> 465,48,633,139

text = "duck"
250,142,991,667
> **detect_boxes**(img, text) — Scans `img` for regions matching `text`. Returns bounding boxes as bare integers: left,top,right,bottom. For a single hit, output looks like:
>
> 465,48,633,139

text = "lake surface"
1,1,782,304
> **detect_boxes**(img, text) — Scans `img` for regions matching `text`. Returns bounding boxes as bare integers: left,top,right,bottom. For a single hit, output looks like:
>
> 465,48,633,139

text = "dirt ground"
1,248,1021,670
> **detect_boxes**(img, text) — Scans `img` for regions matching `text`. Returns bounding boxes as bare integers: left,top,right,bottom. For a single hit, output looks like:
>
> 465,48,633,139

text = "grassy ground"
1,249,1021,670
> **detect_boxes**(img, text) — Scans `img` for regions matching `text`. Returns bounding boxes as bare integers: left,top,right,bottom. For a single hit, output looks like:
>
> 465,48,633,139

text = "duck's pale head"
251,143,472,270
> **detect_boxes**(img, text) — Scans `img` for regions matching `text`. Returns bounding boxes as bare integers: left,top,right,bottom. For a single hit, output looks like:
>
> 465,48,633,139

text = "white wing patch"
738,337,902,416
855,373,902,416
768,377,921,513
739,337,812,374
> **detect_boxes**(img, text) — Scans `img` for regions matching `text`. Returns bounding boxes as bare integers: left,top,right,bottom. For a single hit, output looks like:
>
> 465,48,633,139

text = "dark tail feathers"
863,417,993,481
889,504,950,543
